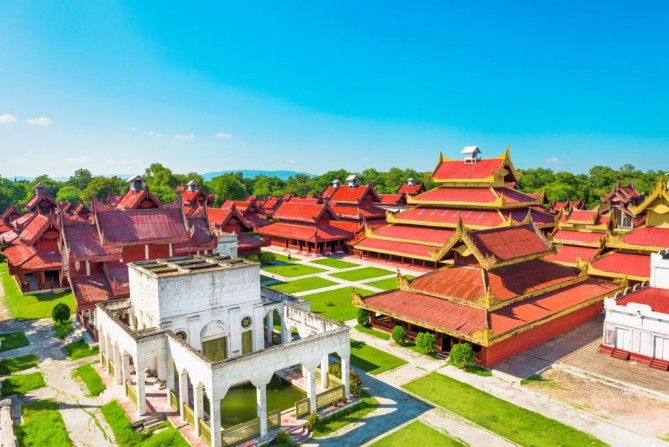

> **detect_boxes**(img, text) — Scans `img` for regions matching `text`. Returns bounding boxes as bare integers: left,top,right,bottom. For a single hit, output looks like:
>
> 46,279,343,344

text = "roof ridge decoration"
629,177,669,215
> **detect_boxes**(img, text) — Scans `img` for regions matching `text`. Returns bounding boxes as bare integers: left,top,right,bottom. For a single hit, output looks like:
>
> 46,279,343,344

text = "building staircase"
649,358,669,371
610,348,630,361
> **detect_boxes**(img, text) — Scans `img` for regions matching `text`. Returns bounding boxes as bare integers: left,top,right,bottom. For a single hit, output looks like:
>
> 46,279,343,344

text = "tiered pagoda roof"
544,207,611,267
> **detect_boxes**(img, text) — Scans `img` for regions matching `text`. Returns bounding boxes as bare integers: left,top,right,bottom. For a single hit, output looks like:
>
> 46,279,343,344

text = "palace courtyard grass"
0,263,75,321
269,277,338,294
310,258,359,269
0,330,29,351
53,320,74,339
365,275,416,291
0,354,38,375
311,392,378,438
369,420,467,447
354,324,390,340
261,263,326,278
73,363,106,396
402,373,606,447
349,340,406,375
15,399,72,447
63,338,99,360
329,267,393,282
303,286,375,322
101,400,189,447
1,371,45,396
266,253,294,264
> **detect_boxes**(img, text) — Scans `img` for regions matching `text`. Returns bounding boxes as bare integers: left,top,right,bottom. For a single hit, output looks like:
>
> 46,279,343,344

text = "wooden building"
321,175,386,234
600,182,644,230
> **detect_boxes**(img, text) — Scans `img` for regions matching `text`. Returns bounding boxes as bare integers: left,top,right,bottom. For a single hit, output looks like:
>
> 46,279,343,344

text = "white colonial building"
602,250,669,370
95,254,351,447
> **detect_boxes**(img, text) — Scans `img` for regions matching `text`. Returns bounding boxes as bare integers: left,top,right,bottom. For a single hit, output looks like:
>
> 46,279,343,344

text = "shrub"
416,332,437,354
275,429,296,447
51,303,70,324
247,254,260,263
450,342,476,368
391,325,407,345
328,362,342,378
356,309,370,327
328,362,364,397
260,252,276,264
305,411,319,431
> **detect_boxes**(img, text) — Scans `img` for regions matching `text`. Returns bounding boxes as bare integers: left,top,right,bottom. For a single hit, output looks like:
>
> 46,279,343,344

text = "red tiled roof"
273,202,333,223
0,230,19,244
433,158,504,181
237,234,270,250
24,193,57,212
21,248,61,271
104,262,129,297
322,185,380,204
97,209,189,246
379,194,404,205
331,204,386,219
207,206,252,232
397,184,424,195
256,222,351,243
487,260,578,300
13,213,35,230
411,267,486,300
491,279,618,333
174,217,216,254
354,238,440,259
394,207,506,227
621,226,669,249
618,287,669,314
116,188,162,210
501,209,556,226
553,230,605,245
413,188,499,204
3,244,37,267
63,223,121,262
70,274,112,310
182,189,210,207
288,197,320,205
545,245,599,265
469,224,550,262
19,215,55,245
364,289,487,335
568,210,597,224
372,225,454,245
591,251,650,278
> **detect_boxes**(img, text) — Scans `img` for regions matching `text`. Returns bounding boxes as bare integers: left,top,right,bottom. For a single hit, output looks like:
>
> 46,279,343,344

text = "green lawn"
370,421,466,447
269,277,338,294
312,393,378,438
302,286,375,322
0,331,29,351
403,373,606,447
101,400,189,447
0,263,75,320
349,340,406,375
354,324,390,340
63,338,99,360
73,363,106,396
264,252,294,264
15,400,72,447
0,354,38,375
261,263,326,278
311,258,360,269
54,321,74,339
329,267,393,282
365,275,416,291
1,371,46,395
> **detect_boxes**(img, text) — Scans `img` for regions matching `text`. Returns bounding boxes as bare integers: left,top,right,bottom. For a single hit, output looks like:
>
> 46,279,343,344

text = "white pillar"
266,312,273,345
169,243,174,257
178,371,189,420
256,383,268,436
144,244,149,260
105,336,112,373
114,345,122,385
98,330,105,366
320,356,329,389
306,367,317,413
122,354,131,387
85,261,91,276
194,385,204,434
342,356,351,399
165,360,174,402
210,397,222,447
136,359,146,417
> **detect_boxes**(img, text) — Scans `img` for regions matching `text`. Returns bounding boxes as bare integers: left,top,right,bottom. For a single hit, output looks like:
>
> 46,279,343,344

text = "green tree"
150,185,177,204
52,303,70,323
450,343,475,368
392,325,407,345
56,186,82,204
208,174,247,205
80,177,125,204
67,169,93,190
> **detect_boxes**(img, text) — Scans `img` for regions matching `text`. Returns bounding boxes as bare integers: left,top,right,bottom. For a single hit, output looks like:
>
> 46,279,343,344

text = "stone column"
136,358,146,417
98,330,105,366
122,354,131,390
266,311,273,345
178,371,189,420
320,356,329,389
342,356,351,399
105,336,112,373
251,375,272,437
305,366,317,413
194,385,204,434
165,359,174,402
210,396,223,447
113,344,122,385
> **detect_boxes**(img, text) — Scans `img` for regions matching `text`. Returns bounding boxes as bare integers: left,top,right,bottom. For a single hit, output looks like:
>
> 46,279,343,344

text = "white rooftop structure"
461,146,481,164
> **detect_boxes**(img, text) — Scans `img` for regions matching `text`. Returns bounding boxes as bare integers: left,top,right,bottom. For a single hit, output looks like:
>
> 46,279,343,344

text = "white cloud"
147,131,163,137
216,132,233,139
545,156,560,164
27,117,52,126
174,134,195,140
0,113,19,124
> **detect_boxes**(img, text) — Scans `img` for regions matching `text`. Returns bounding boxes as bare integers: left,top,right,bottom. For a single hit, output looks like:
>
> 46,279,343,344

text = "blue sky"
1,1,668,178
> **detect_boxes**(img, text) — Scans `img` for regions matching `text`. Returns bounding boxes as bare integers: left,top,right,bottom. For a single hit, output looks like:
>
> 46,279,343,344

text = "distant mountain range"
201,170,314,180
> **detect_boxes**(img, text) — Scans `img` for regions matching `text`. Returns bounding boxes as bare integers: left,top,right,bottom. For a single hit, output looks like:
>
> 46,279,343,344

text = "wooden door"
202,337,228,362
242,330,253,355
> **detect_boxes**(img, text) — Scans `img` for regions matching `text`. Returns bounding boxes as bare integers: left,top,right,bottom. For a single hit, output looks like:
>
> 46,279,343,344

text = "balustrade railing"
222,418,260,446
268,408,281,430
125,381,137,406
295,397,310,418
169,390,178,410
316,385,345,410
198,418,211,445
182,403,195,428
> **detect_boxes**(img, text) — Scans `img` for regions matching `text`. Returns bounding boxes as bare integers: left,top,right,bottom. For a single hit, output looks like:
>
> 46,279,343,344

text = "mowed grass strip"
312,393,378,438
261,263,326,277
73,363,106,396
303,286,375,321
269,277,337,294
0,331,30,352
402,373,606,447
15,399,72,447
349,340,406,375
365,275,416,291
64,338,99,360
54,321,74,339
329,267,393,282
102,400,189,447
0,263,75,320
310,258,359,269
354,324,390,340
0,354,38,375
1,371,46,396
370,420,466,447
265,253,294,264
